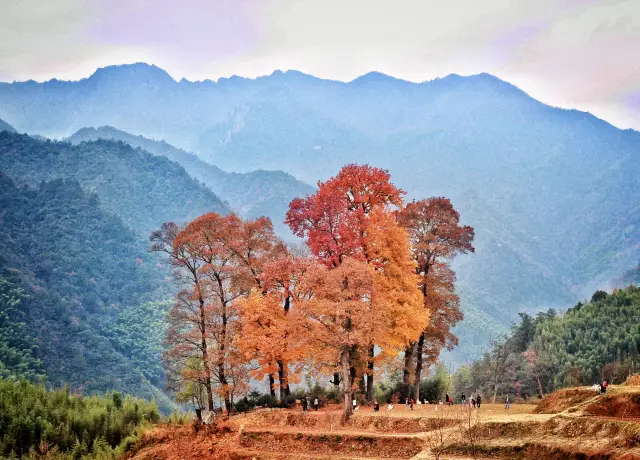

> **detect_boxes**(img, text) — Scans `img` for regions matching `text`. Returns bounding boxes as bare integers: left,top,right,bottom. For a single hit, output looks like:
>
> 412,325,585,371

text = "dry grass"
127,388,640,460
535,388,596,414
625,374,640,386
584,393,640,419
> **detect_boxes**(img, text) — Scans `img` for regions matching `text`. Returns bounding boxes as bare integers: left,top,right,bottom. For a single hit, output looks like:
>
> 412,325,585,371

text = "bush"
0,379,158,460
234,397,253,413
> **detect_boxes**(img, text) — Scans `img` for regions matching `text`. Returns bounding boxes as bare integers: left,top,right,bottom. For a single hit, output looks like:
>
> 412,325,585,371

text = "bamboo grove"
151,164,474,421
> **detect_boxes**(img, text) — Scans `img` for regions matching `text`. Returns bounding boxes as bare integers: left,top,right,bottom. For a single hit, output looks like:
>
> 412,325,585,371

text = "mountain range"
1,63,639,362
65,126,314,237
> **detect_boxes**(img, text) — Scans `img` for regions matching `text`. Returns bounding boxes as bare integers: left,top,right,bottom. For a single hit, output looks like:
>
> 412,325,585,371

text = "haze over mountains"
1,62,639,362
0,131,227,234
65,126,314,237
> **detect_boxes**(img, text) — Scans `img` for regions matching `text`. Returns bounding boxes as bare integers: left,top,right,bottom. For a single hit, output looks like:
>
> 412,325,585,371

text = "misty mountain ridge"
0,131,227,235
1,62,638,360
0,117,16,133
65,126,314,237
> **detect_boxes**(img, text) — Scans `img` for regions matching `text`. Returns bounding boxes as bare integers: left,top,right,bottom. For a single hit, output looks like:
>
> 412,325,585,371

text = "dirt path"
242,426,429,438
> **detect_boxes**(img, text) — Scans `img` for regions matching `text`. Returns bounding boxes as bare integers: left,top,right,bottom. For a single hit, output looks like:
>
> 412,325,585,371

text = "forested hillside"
2,63,638,357
0,131,227,235
67,126,314,237
454,286,640,401
0,379,159,460
0,172,173,409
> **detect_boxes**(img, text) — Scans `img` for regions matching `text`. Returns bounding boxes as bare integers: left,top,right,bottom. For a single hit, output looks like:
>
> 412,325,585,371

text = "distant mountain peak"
88,63,175,85
349,71,406,85
430,72,528,95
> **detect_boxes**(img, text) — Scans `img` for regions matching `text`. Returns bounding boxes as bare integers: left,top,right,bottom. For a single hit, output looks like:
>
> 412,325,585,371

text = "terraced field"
127,386,640,459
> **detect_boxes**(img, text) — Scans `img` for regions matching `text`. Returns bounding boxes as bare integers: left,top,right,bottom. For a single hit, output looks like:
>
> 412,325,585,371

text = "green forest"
451,285,640,402
0,131,227,234
0,379,159,460
0,170,174,410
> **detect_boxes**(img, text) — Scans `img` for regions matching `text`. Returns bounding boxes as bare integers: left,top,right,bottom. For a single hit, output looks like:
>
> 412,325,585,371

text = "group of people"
592,380,608,395
305,391,522,413
447,393,482,408
301,397,320,411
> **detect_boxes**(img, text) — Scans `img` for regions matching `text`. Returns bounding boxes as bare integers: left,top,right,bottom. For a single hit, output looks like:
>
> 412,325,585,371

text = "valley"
2,64,639,360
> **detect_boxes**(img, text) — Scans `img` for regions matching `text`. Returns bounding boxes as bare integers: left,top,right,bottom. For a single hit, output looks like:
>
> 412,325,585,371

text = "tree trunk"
349,345,358,399
413,332,425,401
366,344,374,401
403,343,414,399
218,361,232,414
268,373,276,398
535,374,544,398
279,295,292,400
492,380,499,404
278,360,291,401
197,294,215,412
218,307,232,414
340,347,353,423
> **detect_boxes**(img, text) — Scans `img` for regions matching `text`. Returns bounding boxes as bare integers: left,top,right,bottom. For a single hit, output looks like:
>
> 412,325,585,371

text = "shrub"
0,379,158,460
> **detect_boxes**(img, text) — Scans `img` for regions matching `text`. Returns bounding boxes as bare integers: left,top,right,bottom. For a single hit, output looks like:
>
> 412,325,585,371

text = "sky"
1,0,639,130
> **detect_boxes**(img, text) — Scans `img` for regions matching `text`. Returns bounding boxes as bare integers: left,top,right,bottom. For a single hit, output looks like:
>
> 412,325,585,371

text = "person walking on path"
314,397,319,411
471,397,476,408
410,398,415,410
601,380,608,395
302,398,307,411
461,393,466,405
505,395,511,409
476,395,482,408
405,398,410,410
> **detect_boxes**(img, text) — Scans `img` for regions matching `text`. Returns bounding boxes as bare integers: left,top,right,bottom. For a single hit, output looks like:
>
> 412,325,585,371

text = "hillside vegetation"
0,379,159,460
454,286,640,400
0,172,172,408
0,131,227,235
66,126,314,237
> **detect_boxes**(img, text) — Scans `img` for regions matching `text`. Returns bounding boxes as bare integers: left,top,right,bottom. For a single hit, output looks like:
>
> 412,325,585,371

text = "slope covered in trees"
454,286,640,401
2,63,638,355
66,126,314,236
0,131,227,235
0,172,173,408
0,379,159,460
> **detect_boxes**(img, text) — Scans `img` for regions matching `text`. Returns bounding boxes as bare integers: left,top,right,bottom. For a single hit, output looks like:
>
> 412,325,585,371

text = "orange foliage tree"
150,222,217,412
296,258,375,421
238,255,317,401
174,212,247,414
152,213,262,414
286,164,426,405
214,214,288,398
397,197,475,401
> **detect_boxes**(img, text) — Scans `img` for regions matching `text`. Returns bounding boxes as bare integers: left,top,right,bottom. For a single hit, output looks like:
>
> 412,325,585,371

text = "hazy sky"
2,0,639,130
